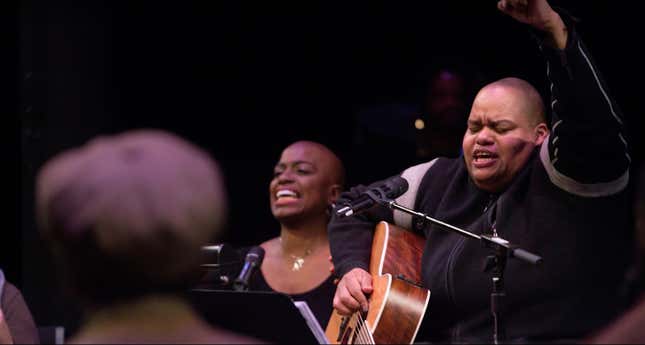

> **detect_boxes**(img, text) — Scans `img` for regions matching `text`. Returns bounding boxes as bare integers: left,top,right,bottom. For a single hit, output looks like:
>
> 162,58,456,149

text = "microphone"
233,246,265,292
335,175,409,217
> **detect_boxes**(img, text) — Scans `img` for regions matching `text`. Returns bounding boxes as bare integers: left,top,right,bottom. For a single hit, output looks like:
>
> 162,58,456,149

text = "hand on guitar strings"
332,267,374,315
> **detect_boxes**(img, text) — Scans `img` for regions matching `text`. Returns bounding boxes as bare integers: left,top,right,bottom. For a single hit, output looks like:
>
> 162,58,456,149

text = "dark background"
6,0,644,335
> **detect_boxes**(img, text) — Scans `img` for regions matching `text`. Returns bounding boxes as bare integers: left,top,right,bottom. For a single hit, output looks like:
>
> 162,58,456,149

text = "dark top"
197,244,336,328
249,272,335,329
329,17,632,344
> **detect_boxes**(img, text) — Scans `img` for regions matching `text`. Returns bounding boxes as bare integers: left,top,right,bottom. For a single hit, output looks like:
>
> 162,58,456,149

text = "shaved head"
286,140,346,188
478,77,546,126
270,140,345,224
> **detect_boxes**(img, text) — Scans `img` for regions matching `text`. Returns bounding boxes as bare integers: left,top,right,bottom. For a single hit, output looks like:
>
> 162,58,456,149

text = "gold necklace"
289,249,312,271
280,238,313,271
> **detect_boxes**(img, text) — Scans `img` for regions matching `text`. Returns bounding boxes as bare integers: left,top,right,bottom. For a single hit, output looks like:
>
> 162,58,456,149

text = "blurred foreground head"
36,129,227,307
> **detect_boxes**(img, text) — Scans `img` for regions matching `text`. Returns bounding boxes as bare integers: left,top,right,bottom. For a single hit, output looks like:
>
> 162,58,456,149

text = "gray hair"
36,129,227,304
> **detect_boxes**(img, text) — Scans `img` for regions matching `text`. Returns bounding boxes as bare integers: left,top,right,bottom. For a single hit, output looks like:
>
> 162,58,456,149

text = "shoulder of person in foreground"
1,282,39,344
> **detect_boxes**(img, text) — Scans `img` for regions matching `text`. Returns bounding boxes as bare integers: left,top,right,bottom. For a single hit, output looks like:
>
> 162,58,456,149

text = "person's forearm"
540,8,568,50
540,21,630,190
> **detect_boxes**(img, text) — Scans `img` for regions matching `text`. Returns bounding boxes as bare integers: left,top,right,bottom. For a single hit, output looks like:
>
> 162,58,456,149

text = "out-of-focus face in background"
425,69,469,131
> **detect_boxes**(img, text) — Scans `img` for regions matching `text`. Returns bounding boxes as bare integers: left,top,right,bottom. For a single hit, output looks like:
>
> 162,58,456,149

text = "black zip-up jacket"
329,19,631,343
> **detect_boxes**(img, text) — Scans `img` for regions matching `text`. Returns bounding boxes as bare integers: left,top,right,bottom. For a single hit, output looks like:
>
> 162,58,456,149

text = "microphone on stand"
233,246,265,292
335,175,409,217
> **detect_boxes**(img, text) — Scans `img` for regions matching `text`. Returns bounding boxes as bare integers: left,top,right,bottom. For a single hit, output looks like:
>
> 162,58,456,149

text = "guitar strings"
361,314,375,344
355,315,366,344
352,313,362,343
356,316,369,344
360,316,374,344
355,312,375,344
353,313,366,344
350,312,369,345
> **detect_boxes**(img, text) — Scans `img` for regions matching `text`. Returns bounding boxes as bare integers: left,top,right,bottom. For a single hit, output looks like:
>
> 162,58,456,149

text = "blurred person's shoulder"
1,282,30,316
208,325,270,344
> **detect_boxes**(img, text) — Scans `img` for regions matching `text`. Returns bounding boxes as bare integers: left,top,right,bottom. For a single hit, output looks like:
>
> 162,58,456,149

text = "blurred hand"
332,268,373,316
497,0,567,48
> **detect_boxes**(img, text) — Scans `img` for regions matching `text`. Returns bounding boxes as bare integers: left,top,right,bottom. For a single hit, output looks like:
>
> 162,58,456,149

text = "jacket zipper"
447,193,497,341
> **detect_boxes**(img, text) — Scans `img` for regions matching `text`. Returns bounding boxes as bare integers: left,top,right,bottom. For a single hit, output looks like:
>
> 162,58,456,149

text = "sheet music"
293,301,329,344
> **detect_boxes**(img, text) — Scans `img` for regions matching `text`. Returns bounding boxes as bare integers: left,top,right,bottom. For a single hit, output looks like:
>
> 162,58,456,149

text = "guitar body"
326,221,431,344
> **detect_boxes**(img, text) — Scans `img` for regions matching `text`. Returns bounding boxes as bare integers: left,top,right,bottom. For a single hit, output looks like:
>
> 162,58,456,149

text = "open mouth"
276,189,299,199
473,150,498,167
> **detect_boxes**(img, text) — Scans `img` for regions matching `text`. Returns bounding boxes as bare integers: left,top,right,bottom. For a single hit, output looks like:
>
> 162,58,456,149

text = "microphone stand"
378,198,542,344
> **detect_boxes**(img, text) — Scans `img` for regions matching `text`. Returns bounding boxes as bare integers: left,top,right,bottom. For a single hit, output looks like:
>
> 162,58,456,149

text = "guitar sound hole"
340,326,353,344
338,317,348,342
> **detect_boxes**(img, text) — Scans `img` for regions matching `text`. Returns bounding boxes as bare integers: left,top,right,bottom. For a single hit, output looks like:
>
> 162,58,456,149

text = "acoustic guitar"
325,221,431,344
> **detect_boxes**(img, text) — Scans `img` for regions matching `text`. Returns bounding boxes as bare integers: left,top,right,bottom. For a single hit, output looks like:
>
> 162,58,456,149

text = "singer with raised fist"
329,0,632,343
247,140,345,328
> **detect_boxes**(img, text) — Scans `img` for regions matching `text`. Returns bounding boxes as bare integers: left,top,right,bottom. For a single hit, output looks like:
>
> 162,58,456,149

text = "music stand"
189,289,328,344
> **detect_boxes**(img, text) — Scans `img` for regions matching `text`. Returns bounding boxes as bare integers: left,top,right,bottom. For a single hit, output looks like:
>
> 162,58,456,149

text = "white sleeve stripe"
577,41,623,125
540,136,628,197
552,119,563,131
553,136,559,144
619,134,630,162
547,61,550,75
394,159,438,230
619,133,628,148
